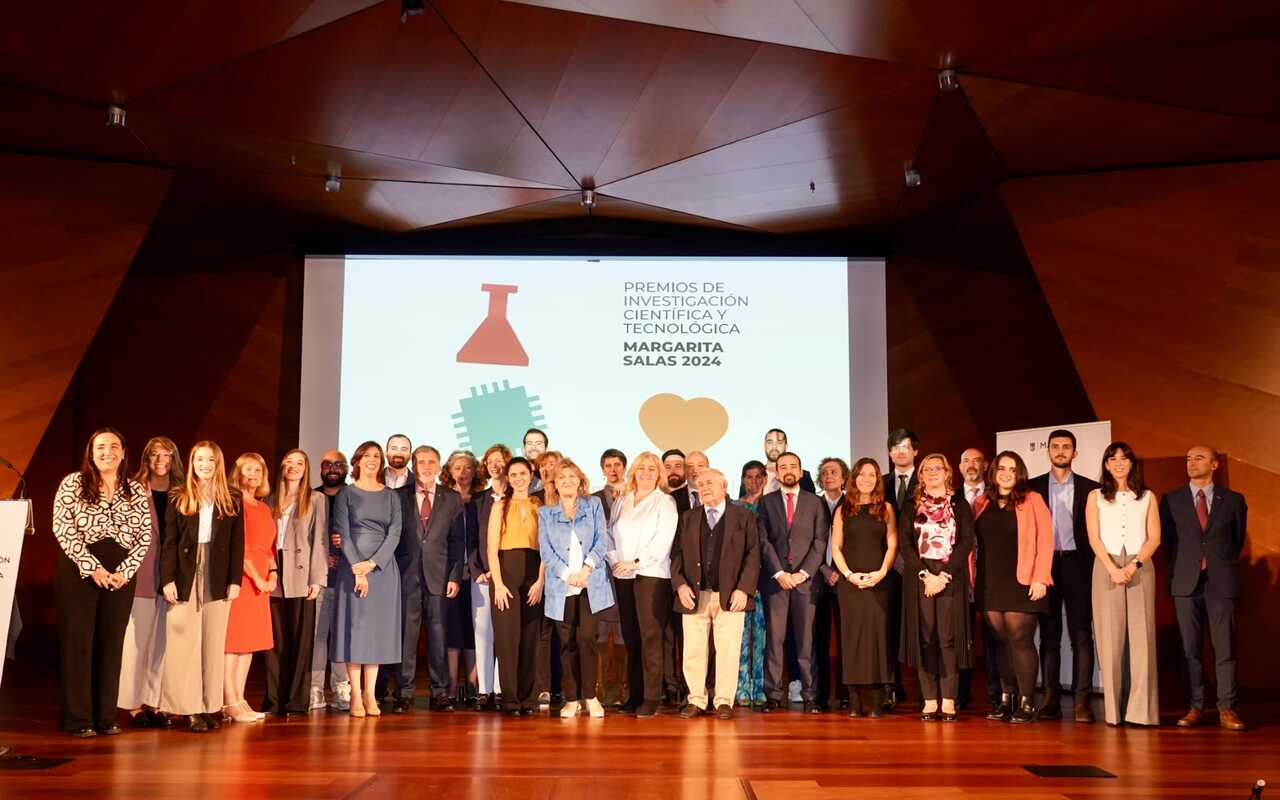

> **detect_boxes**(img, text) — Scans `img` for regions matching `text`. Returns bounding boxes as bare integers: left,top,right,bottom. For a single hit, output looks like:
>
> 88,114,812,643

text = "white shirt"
384,467,411,489
198,501,214,544
1096,489,1153,556
276,504,294,551
822,492,842,566
416,481,437,517
608,489,678,579
964,482,985,508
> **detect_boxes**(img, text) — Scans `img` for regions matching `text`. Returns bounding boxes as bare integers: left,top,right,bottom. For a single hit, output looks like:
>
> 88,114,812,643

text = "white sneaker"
559,700,581,718
309,687,327,711
585,697,604,718
788,680,802,704
330,681,351,711
538,691,551,708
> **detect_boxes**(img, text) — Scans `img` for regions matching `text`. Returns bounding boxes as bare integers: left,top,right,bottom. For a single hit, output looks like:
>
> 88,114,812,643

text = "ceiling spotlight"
580,189,596,209
401,0,425,21
904,168,922,188
937,69,959,92
324,175,341,193
106,105,127,128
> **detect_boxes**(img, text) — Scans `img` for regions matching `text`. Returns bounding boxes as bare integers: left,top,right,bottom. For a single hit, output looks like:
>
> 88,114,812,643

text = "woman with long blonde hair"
264,449,328,716
159,441,244,733
222,453,276,722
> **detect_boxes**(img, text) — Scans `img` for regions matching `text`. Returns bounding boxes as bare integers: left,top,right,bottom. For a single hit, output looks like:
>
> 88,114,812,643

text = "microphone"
0,455,27,500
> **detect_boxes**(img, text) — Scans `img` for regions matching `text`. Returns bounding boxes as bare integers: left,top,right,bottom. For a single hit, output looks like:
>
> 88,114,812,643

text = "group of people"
51,423,1249,737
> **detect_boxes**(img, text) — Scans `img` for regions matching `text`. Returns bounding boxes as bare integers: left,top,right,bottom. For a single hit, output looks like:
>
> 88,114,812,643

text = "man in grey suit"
756,452,831,713
391,446,463,712
1161,445,1248,731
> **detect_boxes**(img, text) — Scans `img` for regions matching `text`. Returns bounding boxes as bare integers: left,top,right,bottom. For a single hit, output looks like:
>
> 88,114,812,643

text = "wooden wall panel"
1004,160,1280,689
0,154,171,498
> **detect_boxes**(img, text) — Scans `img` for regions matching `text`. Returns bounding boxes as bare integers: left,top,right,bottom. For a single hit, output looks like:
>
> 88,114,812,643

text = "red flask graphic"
456,283,529,367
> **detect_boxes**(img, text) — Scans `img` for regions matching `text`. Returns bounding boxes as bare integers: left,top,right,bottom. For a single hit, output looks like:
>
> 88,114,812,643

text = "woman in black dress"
973,451,1054,723
901,454,975,722
831,458,898,718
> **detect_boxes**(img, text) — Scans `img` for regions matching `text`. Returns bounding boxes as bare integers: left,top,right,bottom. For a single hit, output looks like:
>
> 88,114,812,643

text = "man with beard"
761,429,817,494
314,450,350,710
663,449,692,513
660,448,689,706
957,448,997,711
523,428,548,493
389,445,463,712
384,434,414,489
757,453,830,713
1029,430,1099,723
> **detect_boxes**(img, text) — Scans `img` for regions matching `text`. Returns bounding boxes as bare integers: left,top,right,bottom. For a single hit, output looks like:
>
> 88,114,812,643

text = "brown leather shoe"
1219,709,1246,731
1074,704,1095,723
1176,707,1205,728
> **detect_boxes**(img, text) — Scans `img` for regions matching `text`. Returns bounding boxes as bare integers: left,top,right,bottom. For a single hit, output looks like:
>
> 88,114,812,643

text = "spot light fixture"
937,69,960,92
904,168,922,188
580,188,595,209
401,0,425,21
324,175,341,193
106,105,126,128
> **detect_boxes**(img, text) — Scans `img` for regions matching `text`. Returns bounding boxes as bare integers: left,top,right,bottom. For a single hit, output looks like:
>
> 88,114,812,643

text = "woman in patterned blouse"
53,428,152,738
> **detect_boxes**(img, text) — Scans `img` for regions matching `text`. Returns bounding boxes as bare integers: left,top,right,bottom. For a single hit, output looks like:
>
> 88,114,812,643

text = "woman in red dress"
223,453,276,723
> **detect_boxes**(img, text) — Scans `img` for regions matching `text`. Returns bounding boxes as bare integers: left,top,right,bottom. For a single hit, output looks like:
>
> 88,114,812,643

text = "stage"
2,668,1275,800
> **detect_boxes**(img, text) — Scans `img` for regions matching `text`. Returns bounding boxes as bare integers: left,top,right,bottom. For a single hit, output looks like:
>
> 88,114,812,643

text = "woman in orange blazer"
972,451,1053,723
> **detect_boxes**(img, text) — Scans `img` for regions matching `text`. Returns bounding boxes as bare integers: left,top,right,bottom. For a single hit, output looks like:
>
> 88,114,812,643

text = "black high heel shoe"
986,692,1013,721
1010,695,1037,724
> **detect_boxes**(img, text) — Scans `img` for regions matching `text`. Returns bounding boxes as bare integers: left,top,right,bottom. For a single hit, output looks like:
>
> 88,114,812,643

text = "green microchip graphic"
452,380,545,451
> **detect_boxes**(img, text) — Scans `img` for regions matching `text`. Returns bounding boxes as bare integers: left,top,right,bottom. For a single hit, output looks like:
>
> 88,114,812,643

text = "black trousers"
1039,548,1095,701
492,549,543,710
556,593,600,701
1174,573,1238,711
917,582,960,700
764,585,817,701
535,616,562,697
884,569,906,700
615,576,672,704
813,584,848,705
55,551,134,731
384,568,449,701
264,595,316,714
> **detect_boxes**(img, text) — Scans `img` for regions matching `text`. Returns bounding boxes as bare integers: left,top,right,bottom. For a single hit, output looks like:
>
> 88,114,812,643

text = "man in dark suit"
881,427,919,708
813,457,850,710
757,452,830,713
1028,429,1100,723
391,446,463,712
1161,445,1248,731
671,469,760,720
661,448,690,705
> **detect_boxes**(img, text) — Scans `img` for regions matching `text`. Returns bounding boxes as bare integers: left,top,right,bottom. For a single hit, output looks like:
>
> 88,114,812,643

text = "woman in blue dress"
735,461,768,709
330,440,402,718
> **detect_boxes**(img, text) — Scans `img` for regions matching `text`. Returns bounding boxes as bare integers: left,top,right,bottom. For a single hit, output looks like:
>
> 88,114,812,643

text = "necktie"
897,474,908,510
690,489,700,509
706,507,719,529
1196,489,1209,571
784,491,796,527
420,488,432,533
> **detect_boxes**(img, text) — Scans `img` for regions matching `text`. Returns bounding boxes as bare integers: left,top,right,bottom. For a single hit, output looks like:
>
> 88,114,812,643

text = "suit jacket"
160,499,245,602
470,491,499,578
884,469,920,519
450,494,480,581
672,484,694,515
267,490,329,597
592,487,620,521
1160,484,1247,598
395,482,463,595
972,490,1055,587
900,492,975,669
670,502,760,612
756,488,831,591
1028,471,1099,552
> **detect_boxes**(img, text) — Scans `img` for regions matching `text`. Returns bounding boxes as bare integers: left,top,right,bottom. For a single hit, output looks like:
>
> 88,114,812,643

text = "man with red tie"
756,452,830,713
1160,445,1248,731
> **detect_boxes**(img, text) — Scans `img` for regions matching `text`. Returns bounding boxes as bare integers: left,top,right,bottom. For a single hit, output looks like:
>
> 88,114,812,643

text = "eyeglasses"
320,461,347,468
920,465,946,474
889,443,914,453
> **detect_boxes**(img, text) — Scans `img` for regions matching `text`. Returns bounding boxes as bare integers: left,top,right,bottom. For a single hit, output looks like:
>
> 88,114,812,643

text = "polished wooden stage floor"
2,671,1276,800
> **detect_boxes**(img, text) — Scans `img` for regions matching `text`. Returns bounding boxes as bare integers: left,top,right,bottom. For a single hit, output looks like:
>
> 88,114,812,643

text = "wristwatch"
1133,560,1143,569
918,570,929,580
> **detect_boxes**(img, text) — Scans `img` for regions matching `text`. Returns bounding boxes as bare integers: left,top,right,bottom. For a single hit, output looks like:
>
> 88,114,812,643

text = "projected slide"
303,256,885,486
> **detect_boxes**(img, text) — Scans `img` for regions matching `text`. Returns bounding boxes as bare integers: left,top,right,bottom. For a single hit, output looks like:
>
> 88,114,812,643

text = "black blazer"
672,484,694,515
884,469,920,519
395,483,463,595
160,498,245,602
1160,484,1247,598
470,491,498,578
1028,471,1100,552
900,492,975,669
670,502,760,612
450,495,480,581
592,487,618,521
756,489,831,590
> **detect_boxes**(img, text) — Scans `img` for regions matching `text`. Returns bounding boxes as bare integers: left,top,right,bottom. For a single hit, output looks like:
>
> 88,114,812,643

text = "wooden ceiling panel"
502,0,837,53
965,76,1280,174
603,81,935,232
0,0,382,104
896,87,1006,221
0,85,159,166
427,191,751,231
132,3,574,187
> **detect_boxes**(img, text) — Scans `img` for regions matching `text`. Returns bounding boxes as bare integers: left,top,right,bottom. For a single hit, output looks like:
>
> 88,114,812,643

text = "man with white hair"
671,469,760,720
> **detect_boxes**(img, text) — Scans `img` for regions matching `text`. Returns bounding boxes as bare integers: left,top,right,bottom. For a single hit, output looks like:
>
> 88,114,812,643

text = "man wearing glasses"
313,451,350,710
881,428,920,710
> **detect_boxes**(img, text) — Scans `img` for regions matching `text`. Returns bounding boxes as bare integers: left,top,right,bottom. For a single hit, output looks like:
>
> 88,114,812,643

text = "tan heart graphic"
638,393,729,454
